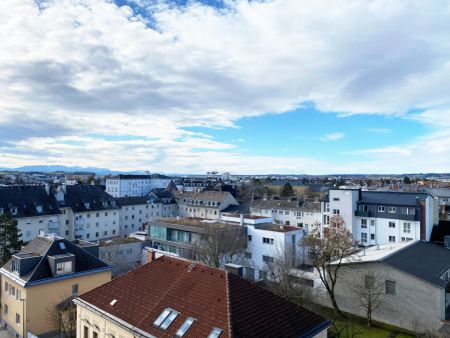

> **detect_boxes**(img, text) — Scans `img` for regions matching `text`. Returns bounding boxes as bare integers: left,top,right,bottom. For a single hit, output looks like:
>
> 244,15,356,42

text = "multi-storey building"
177,191,239,220
0,184,120,242
0,234,111,338
74,255,330,338
249,196,323,230
147,217,247,260
105,174,176,197
147,189,178,219
425,188,450,220
327,189,439,246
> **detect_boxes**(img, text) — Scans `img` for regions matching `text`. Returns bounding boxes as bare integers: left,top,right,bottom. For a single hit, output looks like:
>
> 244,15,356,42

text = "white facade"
245,224,305,281
72,210,120,241
178,192,238,220
106,176,173,197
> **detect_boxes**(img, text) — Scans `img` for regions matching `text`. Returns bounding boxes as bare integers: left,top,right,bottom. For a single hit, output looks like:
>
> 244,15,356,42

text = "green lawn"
330,319,415,338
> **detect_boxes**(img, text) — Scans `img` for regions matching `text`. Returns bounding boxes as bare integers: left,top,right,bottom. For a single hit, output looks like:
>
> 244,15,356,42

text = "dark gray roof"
0,185,60,218
108,174,171,180
250,198,321,212
382,241,450,288
360,191,430,207
62,185,119,212
2,235,109,283
116,196,148,206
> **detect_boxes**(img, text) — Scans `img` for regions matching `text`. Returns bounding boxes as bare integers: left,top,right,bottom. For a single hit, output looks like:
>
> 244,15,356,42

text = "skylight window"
153,308,172,327
160,311,179,330
59,242,66,250
110,299,117,306
175,317,196,337
208,328,223,338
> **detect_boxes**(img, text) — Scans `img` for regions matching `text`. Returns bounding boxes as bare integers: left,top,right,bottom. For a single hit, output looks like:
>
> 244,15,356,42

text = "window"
4,281,8,292
361,219,367,228
16,313,20,325
385,280,396,295
403,222,411,233
262,255,274,263
333,209,340,215
4,304,8,315
72,284,79,296
389,221,395,228
378,206,385,212
262,237,274,245
388,207,396,213
247,235,252,242
154,308,179,330
11,261,18,273
66,220,69,225
370,219,375,226
333,198,340,201
365,275,375,289
359,205,368,211
370,233,375,240
93,331,98,338
244,252,252,259
389,236,396,243
175,317,196,337
83,326,89,338
208,328,223,338
361,233,367,243
59,242,66,250
56,261,72,274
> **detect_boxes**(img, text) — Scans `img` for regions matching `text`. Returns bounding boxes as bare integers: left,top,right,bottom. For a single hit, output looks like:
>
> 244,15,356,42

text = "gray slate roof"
0,185,60,218
360,191,430,206
2,235,109,283
62,185,119,212
382,241,450,288
116,196,148,206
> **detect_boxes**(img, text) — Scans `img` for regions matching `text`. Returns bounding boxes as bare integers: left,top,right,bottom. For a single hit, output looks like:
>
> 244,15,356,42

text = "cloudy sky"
1,0,450,174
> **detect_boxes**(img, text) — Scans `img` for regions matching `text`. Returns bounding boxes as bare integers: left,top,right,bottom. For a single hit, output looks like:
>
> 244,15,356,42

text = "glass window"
154,308,171,327
160,311,178,330
175,317,195,337
84,326,89,338
385,280,396,295
208,328,223,338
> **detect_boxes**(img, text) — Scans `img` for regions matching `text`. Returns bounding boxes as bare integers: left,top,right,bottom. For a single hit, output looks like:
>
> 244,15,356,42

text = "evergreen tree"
280,182,295,197
0,213,23,265
403,176,412,184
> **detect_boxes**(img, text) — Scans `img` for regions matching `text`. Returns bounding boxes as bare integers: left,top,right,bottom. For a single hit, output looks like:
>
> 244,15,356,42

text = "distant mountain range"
0,165,147,175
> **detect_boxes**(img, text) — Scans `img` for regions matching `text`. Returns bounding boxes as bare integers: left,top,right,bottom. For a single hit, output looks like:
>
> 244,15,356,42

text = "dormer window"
11,261,18,273
84,202,90,209
36,205,43,213
56,261,72,274
102,201,108,208
0,208,3,215
10,207,18,215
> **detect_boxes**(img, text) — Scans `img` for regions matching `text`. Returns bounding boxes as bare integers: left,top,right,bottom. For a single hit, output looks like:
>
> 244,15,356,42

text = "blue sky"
1,0,450,174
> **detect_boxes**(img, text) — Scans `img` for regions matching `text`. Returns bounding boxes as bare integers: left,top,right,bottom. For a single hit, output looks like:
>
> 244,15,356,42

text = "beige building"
74,255,329,338
0,234,111,338
177,191,239,220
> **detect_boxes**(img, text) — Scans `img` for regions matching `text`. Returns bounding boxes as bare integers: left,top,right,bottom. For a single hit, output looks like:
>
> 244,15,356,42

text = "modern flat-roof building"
74,255,330,338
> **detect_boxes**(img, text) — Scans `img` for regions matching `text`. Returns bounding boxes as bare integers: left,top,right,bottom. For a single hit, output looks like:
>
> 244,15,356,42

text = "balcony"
48,221,60,230
354,210,370,217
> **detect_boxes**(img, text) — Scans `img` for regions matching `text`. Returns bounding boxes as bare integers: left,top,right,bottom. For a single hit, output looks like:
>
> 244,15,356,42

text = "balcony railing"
355,210,370,217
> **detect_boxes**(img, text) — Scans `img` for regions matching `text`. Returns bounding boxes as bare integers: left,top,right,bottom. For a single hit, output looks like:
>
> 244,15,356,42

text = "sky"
1,0,450,174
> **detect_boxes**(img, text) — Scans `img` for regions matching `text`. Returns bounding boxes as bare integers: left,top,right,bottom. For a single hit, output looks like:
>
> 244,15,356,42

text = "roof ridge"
26,236,55,282
225,272,233,338
379,240,421,262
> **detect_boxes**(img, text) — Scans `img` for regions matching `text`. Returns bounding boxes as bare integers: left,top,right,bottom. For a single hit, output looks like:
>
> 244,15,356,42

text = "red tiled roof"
78,256,329,338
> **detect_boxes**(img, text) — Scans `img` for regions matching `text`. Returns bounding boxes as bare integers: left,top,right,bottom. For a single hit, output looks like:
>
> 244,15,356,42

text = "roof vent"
110,299,117,306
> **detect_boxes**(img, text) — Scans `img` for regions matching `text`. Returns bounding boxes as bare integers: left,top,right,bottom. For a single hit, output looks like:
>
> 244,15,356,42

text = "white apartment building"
0,184,120,242
177,191,239,220
326,189,439,246
250,197,323,231
105,174,176,198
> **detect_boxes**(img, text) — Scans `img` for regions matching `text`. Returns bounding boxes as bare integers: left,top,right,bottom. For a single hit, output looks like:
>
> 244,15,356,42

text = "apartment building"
147,217,246,261
147,190,178,219
74,255,330,338
326,189,439,246
250,196,323,230
426,188,450,220
0,234,111,338
105,174,176,197
0,185,120,242
177,191,239,220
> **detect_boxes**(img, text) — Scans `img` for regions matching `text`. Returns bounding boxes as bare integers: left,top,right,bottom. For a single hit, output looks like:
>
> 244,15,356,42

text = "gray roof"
382,241,450,288
116,196,148,206
0,185,60,218
425,188,450,198
62,185,119,212
2,235,109,283
250,199,321,212
359,191,430,207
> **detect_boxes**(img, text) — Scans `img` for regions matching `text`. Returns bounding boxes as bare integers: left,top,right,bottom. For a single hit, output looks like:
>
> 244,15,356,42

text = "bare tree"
47,294,77,338
100,242,138,276
264,246,304,303
302,215,355,317
192,226,246,268
350,270,384,327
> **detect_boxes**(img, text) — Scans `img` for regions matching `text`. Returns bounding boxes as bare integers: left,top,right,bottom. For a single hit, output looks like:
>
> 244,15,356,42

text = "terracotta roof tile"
79,256,329,338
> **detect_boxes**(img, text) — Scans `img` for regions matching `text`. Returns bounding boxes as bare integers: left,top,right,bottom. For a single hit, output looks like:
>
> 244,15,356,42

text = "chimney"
147,250,156,263
224,263,243,277
240,214,244,226
44,183,50,195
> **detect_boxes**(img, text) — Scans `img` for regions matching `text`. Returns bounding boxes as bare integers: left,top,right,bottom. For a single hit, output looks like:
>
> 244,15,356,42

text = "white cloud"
1,0,450,173
320,132,346,142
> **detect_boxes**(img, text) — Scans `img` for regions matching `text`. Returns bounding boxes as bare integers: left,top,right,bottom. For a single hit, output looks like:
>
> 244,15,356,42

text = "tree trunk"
329,292,345,318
